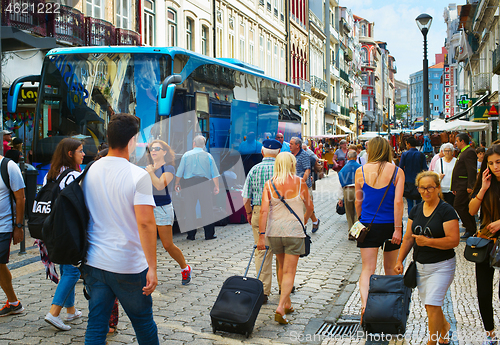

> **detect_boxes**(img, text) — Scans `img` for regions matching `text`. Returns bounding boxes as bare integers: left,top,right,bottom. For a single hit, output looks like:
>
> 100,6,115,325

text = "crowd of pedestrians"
0,122,499,344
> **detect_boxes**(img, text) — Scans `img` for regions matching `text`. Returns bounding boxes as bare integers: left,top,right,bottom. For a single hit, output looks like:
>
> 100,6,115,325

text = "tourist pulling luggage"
210,245,268,337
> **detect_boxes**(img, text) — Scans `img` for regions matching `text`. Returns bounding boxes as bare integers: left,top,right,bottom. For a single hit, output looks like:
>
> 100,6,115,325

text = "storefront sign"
444,66,455,117
457,94,471,109
2,87,38,106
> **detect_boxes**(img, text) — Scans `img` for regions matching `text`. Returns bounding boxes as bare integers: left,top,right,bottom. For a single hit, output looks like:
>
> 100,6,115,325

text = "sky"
347,0,453,83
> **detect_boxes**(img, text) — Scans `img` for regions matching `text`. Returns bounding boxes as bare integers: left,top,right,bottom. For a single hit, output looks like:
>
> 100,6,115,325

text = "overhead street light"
416,13,432,135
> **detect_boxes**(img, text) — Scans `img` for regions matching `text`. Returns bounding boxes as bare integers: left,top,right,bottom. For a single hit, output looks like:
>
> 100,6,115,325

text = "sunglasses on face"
150,147,164,152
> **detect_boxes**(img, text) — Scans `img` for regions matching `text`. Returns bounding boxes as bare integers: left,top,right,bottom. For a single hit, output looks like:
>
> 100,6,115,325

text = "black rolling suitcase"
363,274,412,334
210,245,268,337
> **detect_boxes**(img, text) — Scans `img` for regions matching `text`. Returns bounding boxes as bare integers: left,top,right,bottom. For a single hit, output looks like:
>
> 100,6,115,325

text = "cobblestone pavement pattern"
1,172,499,345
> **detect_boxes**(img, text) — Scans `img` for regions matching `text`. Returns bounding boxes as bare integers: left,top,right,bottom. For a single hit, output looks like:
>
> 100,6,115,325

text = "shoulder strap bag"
349,166,398,243
270,180,311,257
404,202,441,288
1,158,16,227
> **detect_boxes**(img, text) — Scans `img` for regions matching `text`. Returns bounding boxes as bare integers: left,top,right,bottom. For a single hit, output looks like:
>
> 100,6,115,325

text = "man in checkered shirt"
242,139,282,303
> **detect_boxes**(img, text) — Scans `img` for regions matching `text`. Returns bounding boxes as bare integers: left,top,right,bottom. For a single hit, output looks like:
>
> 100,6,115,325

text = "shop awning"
306,134,349,139
445,91,490,122
337,124,353,134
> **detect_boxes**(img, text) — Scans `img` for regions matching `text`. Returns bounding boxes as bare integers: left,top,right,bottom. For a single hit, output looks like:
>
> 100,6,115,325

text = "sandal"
274,312,290,325
285,306,295,314
108,326,117,336
438,330,452,345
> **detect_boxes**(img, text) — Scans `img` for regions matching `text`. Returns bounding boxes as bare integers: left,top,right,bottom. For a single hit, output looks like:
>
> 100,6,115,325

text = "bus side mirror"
158,74,182,116
7,75,41,113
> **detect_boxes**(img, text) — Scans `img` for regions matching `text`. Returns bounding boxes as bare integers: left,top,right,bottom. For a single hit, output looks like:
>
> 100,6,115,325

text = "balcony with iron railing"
292,78,311,94
85,17,116,46
116,28,141,45
311,75,328,94
1,0,47,36
473,73,491,94
47,5,85,46
362,60,377,69
340,69,349,82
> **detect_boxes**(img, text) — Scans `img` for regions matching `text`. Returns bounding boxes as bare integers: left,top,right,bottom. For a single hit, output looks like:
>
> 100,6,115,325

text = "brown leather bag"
431,133,442,147
440,131,449,143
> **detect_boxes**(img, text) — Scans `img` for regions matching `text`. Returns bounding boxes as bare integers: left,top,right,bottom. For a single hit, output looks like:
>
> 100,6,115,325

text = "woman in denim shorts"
145,140,192,285
258,152,314,325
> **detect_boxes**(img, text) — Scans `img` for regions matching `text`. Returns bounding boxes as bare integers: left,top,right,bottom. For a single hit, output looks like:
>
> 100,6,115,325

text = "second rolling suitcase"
210,246,268,337
363,274,412,334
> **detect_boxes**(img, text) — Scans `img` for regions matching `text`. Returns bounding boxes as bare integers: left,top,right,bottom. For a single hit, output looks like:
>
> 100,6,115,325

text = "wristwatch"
15,223,23,229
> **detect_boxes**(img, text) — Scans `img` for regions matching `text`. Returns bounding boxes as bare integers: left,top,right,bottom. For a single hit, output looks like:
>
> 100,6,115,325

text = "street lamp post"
416,13,433,136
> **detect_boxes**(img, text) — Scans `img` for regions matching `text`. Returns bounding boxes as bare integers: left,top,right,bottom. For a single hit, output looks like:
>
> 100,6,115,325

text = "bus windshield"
35,52,169,163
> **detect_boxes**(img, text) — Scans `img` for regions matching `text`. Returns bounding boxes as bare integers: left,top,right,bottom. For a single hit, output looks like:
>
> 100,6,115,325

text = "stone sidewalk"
0,173,363,344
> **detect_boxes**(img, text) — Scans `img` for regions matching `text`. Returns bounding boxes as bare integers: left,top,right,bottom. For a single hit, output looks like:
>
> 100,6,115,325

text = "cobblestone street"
0,172,499,345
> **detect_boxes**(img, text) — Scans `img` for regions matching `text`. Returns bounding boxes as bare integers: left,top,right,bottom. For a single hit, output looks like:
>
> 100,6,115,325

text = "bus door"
195,92,210,147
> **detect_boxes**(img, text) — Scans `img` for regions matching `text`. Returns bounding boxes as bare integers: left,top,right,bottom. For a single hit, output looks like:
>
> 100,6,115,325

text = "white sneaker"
45,312,71,331
65,309,82,322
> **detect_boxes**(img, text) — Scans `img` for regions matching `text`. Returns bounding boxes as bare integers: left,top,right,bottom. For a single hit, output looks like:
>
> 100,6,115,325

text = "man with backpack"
81,114,159,344
0,154,25,316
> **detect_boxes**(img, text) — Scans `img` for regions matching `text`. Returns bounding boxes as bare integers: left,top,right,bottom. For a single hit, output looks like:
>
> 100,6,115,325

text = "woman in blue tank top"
145,140,192,285
354,136,405,325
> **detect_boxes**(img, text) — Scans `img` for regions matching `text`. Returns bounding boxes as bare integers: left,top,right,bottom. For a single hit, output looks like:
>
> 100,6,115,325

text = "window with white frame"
260,35,264,70
144,0,154,46
274,44,278,78
202,25,208,55
249,29,254,65
217,26,223,57
239,22,245,61
186,18,193,51
116,0,131,29
280,47,285,79
274,0,278,17
168,8,177,46
267,40,272,75
86,0,102,18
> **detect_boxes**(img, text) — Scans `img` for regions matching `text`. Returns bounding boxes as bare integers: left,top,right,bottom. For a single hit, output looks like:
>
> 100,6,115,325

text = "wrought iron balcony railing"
493,45,500,75
473,73,491,94
48,5,84,46
116,28,141,46
85,17,116,46
1,0,47,36
311,75,327,93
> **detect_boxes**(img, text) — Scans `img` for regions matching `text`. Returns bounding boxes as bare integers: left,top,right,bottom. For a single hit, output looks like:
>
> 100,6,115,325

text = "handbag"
349,166,398,243
403,203,441,288
336,200,346,215
464,237,495,263
270,181,311,257
403,182,420,200
490,240,500,268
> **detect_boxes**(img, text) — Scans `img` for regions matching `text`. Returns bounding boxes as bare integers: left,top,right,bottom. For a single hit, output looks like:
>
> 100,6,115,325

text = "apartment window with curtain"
86,0,102,19
249,29,254,65
186,18,193,51
144,0,154,46
116,0,131,29
201,25,208,55
168,8,177,46
274,0,278,17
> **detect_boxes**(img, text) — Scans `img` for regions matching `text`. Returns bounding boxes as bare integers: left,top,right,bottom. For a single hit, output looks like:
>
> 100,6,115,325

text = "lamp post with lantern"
416,13,433,135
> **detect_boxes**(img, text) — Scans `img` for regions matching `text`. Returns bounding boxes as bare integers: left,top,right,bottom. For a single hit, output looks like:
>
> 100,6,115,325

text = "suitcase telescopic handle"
244,245,269,279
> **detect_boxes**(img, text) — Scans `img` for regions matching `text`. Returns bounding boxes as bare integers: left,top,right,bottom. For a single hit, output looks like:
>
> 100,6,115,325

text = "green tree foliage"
395,104,409,120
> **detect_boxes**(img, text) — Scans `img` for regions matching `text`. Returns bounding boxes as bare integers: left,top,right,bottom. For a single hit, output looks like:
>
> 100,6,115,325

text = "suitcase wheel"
212,325,216,334
245,331,250,338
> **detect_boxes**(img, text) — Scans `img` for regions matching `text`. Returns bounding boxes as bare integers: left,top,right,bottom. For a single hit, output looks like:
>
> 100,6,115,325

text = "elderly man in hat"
2,130,12,156
242,139,282,303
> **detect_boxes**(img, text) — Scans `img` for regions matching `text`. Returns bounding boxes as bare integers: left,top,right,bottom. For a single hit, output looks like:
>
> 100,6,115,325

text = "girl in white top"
258,152,313,325
433,143,456,205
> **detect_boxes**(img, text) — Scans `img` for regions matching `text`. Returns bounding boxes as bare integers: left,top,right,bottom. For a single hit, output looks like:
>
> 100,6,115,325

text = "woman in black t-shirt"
395,171,459,345
469,144,500,344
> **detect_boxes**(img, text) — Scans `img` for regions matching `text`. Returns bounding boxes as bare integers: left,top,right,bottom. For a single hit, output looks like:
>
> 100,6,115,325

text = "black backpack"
28,168,75,240
42,162,94,265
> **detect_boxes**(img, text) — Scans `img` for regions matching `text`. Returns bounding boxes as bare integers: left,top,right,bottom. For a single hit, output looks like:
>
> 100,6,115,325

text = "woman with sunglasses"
145,140,192,285
42,139,85,331
469,144,500,345
395,171,460,345
433,143,456,205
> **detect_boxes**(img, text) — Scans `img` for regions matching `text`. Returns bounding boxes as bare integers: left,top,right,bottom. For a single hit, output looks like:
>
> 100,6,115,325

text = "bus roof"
46,46,299,89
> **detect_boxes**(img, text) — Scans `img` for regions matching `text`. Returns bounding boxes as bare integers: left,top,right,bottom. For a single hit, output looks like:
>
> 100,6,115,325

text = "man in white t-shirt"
81,114,158,344
0,156,25,317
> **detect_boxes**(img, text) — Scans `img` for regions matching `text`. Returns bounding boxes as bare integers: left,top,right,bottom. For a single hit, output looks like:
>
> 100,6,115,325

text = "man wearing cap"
275,133,291,152
242,139,281,303
5,138,23,164
2,131,12,156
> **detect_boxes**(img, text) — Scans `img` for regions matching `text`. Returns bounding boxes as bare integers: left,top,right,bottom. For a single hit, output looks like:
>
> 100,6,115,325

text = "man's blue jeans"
52,264,80,308
81,265,158,345
406,197,422,216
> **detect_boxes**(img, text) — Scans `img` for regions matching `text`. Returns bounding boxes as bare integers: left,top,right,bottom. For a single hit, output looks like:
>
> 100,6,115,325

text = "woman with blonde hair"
145,139,192,285
395,171,459,345
258,152,313,324
354,136,405,324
